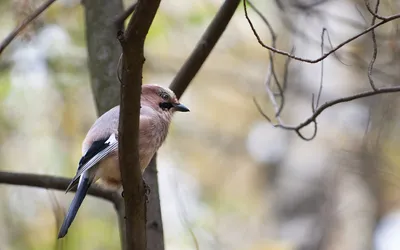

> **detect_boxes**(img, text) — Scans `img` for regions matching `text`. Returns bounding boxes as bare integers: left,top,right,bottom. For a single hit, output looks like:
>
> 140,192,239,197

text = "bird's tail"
58,173,92,239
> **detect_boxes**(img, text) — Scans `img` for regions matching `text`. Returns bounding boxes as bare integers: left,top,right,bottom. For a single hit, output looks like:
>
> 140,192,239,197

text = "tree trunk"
84,0,123,116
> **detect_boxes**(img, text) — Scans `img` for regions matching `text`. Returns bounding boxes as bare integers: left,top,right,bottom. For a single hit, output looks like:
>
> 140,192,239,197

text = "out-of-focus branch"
83,1,127,246
315,28,328,110
248,0,400,141
117,0,161,250
169,0,241,99
0,171,121,204
247,0,285,119
143,155,164,250
367,0,380,91
115,2,138,30
255,86,400,140
0,171,126,247
83,0,124,116
0,0,57,55
243,0,400,64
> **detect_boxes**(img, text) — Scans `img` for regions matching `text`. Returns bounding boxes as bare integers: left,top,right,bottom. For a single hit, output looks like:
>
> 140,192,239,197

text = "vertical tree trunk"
83,0,123,116
83,1,127,248
144,154,165,250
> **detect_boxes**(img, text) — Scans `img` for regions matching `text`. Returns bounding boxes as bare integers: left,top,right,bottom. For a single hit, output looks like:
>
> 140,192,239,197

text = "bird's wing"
65,133,118,193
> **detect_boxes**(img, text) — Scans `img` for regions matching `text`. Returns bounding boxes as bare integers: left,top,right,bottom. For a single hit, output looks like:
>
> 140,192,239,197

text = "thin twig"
282,47,295,91
367,0,380,91
243,0,400,63
255,86,400,140
0,0,57,55
247,0,285,116
268,51,285,116
364,0,386,20
253,97,318,141
316,28,327,109
264,75,283,123
247,0,276,40
169,0,241,99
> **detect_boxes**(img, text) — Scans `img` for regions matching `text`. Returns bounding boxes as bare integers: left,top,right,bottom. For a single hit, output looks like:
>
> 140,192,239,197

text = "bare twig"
115,2,138,30
315,28,327,109
282,47,295,91
255,86,400,140
169,0,241,99
118,0,162,249
0,0,57,55
247,0,400,141
367,0,380,91
243,0,400,63
364,0,386,20
247,0,285,117
247,0,276,41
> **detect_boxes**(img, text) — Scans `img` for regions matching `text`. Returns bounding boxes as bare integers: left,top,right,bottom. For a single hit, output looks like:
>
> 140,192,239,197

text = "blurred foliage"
1,0,400,250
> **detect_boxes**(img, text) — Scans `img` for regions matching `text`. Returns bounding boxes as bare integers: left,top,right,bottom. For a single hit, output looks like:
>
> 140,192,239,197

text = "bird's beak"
173,103,190,112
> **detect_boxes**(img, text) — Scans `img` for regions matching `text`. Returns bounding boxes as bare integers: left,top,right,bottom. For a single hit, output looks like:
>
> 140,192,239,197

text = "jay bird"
57,84,189,238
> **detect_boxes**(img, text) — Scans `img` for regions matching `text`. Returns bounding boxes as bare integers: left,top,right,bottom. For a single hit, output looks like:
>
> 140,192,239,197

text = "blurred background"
1,0,400,249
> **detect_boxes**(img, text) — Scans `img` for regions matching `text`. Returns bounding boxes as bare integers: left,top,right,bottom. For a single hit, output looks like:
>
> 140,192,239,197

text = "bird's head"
141,84,190,114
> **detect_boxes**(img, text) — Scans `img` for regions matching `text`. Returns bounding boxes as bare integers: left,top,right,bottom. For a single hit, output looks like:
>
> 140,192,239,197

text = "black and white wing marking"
65,133,118,193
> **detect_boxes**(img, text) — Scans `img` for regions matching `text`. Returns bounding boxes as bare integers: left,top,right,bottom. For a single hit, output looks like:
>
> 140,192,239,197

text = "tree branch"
0,171,121,204
117,0,162,250
144,155,164,250
243,0,400,64
0,171,126,247
169,0,241,99
255,86,400,140
115,2,138,30
0,0,57,55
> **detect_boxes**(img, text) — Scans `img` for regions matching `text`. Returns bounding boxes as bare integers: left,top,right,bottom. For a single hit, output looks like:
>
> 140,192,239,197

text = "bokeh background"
1,0,400,249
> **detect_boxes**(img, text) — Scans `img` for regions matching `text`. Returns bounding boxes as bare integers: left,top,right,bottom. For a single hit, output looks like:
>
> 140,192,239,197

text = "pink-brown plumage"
58,84,189,238
82,84,187,189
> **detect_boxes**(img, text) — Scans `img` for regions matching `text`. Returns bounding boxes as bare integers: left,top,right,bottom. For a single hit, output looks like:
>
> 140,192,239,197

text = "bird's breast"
138,117,170,169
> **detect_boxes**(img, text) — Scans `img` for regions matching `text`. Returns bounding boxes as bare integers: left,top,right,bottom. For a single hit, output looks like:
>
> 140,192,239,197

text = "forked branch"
243,0,400,64
249,0,400,140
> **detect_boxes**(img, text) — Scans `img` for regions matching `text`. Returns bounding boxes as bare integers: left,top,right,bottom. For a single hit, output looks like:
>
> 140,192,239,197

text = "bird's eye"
159,102,173,110
160,92,169,100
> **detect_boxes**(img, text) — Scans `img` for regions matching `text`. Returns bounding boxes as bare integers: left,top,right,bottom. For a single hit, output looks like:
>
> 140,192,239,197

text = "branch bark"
0,171,120,204
83,0,124,116
83,1,128,248
144,154,164,250
169,0,241,99
117,0,162,250
115,3,138,30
